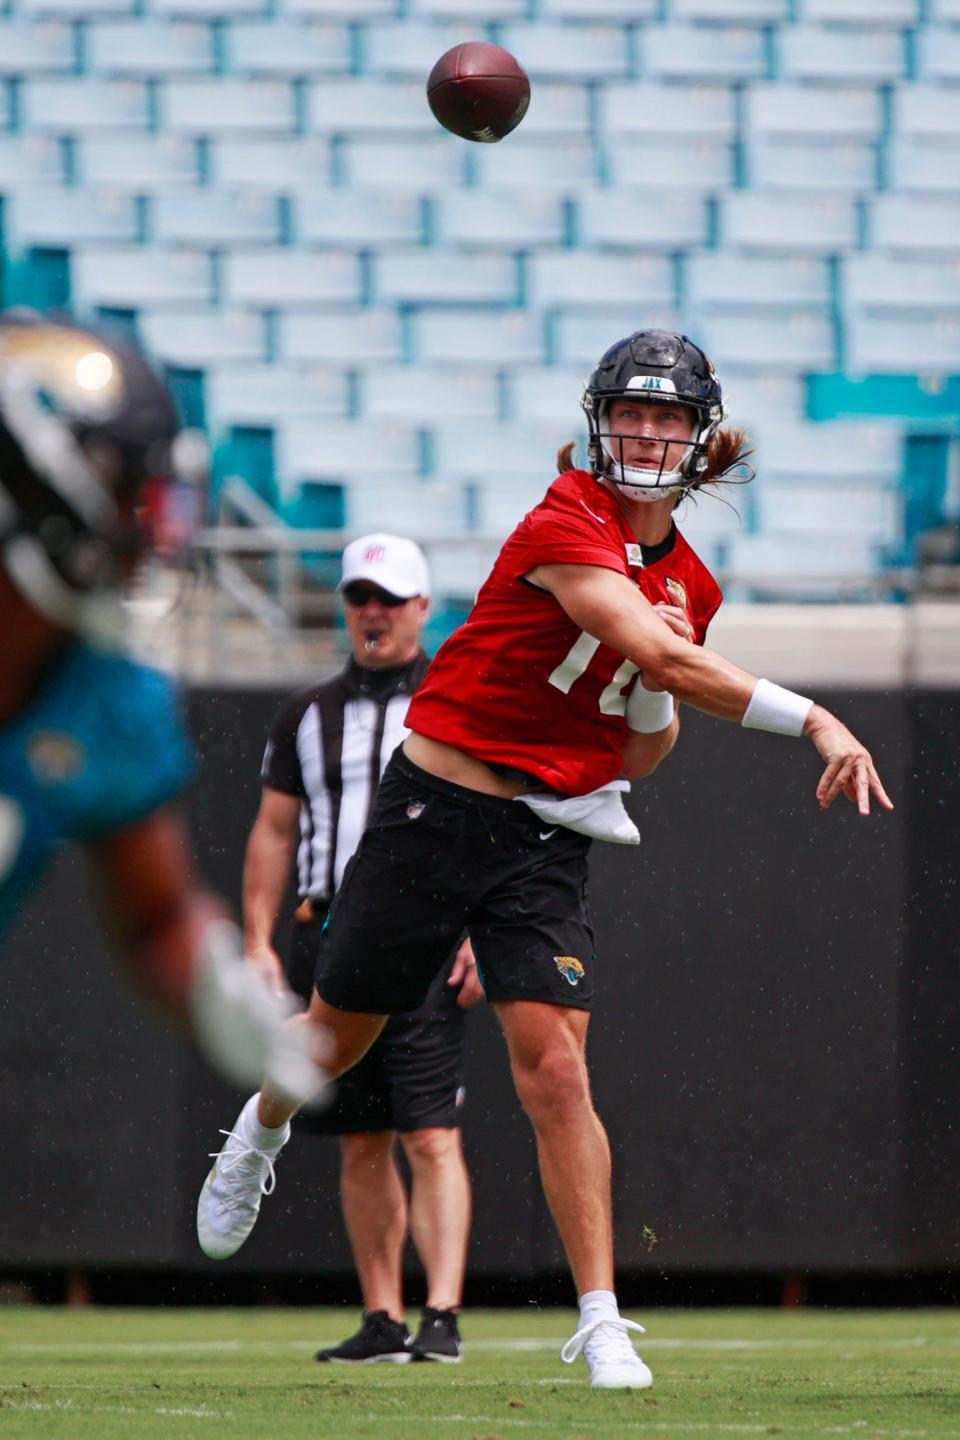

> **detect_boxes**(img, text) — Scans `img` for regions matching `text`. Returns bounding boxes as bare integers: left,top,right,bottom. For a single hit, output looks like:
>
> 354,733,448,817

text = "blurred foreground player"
223,535,480,1363
0,312,322,1102
198,330,893,1389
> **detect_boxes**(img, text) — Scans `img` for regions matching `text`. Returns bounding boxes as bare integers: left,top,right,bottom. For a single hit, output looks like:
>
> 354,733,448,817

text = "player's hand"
803,705,894,816
245,942,287,998
189,919,329,1106
638,604,694,693
448,937,484,1009
653,602,695,643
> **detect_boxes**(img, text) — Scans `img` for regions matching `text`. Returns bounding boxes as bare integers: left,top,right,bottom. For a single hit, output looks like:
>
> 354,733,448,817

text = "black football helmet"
0,311,204,634
581,330,726,502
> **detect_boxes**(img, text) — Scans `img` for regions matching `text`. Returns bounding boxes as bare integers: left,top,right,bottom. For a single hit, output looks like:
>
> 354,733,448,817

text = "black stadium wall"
1,687,957,1285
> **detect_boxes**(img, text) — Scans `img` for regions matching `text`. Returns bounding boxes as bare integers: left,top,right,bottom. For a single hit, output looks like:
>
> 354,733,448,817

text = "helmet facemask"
581,331,726,505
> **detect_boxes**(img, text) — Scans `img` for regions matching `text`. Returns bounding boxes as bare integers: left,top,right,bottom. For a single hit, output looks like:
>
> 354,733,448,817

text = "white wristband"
741,678,813,737
626,682,675,734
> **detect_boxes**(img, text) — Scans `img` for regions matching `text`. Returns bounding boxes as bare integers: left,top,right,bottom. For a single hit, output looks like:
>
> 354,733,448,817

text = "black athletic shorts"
314,748,595,1015
287,910,467,1137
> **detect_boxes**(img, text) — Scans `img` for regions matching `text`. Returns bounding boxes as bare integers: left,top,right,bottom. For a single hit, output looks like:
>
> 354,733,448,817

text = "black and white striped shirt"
260,651,430,902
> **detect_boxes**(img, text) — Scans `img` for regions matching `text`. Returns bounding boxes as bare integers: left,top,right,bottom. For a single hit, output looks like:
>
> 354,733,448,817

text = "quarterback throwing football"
198,331,892,1389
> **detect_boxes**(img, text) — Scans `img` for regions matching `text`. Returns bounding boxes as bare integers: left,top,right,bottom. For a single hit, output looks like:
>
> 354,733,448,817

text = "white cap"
338,532,430,599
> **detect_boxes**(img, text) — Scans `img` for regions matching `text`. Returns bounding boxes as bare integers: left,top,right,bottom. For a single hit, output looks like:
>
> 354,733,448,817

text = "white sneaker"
196,1095,290,1260
561,1316,653,1390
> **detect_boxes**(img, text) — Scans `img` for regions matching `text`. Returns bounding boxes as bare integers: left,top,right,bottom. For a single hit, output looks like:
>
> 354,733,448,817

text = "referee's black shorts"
287,907,467,1137
314,747,595,1017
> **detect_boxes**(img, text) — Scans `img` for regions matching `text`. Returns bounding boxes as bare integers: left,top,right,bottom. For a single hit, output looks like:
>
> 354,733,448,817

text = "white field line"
0,1398,228,1418
4,1333,943,1356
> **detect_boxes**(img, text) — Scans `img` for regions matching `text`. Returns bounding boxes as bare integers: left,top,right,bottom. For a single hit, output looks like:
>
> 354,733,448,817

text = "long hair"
555,426,755,498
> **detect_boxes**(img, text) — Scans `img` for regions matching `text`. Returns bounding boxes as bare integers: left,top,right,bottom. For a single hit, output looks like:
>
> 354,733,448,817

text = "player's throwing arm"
528,561,893,818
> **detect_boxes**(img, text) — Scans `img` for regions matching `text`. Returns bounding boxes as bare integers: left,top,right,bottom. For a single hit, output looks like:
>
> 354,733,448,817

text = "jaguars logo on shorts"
554,955,585,987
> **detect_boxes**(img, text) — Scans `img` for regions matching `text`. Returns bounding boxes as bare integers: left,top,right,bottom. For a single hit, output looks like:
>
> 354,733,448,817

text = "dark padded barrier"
2,687,957,1279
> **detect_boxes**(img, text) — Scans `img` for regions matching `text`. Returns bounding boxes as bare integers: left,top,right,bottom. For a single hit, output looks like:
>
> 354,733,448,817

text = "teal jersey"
0,640,195,941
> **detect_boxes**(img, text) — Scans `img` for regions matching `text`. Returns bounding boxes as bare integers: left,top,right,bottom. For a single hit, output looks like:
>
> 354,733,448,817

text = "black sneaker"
412,1307,463,1363
314,1310,413,1364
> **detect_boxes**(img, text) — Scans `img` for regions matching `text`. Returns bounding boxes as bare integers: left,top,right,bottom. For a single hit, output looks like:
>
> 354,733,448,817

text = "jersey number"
548,633,639,716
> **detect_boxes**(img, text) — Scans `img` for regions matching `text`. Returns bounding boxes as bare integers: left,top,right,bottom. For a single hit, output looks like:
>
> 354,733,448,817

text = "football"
426,42,530,144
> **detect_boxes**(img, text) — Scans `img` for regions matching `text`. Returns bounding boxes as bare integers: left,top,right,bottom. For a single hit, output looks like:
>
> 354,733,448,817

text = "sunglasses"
342,582,413,608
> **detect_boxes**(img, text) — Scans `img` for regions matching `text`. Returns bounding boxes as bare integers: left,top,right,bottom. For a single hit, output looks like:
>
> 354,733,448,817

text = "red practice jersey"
408,469,723,796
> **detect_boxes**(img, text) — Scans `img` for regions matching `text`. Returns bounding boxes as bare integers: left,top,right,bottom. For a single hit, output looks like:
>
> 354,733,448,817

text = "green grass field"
1,1306,958,1440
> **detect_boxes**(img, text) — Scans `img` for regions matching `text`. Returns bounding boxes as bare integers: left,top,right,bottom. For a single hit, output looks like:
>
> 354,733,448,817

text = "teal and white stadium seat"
412,310,544,366
745,83,883,139
79,135,201,188
684,253,832,308
717,192,860,252
507,368,592,427
206,365,349,431
160,78,296,132
278,0,395,16
497,24,632,81
71,247,213,310
23,78,151,129
886,139,960,194
845,316,960,373
224,21,352,76
222,250,361,306
916,25,960,81
432,190,568,249
4,188,141,248
277,310,402,365
743,140,877,193
295,190,425,247
307,80,437,134
470,137,598,190
0,135,64,185
841,254,960,314
374,251,519,306
152,191,283,246
606,139,734,192
140,309,267,366
577,191,709,249
408,0,528,17
340,135,464,188
868,194,960,253
358,366,501,422
795,0,918,20
640,23,768,81
599,83,737,141
892,84,960,141
775,25,906,83
275,420,421,486
209,138,332,189
0,20,75,74
86,20,215,74
345,477,466,536
667,0,789,20
524,253,675,312
698,311,837,371
361,23,488,78
539,0,658,18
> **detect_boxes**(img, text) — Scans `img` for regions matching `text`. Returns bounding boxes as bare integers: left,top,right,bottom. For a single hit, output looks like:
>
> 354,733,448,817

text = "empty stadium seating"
0,0,956,607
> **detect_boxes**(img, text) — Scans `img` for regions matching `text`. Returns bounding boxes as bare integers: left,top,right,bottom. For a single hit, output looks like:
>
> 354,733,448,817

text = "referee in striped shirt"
243,534,482,1364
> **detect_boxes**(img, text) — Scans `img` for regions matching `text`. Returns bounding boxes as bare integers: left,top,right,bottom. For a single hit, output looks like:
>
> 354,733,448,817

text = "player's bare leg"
497,999,652,1390
257,999,388,1127
497,1001,613,1292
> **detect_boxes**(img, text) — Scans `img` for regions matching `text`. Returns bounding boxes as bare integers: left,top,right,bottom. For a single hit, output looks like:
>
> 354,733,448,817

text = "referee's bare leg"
257,996,388,1127
497,1000,614,1294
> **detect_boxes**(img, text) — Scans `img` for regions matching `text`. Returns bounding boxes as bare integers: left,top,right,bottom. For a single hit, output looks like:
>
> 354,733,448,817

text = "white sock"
240,1093,289,1151
578,1289,619,1330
